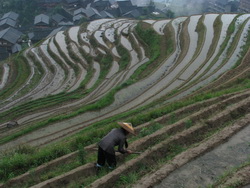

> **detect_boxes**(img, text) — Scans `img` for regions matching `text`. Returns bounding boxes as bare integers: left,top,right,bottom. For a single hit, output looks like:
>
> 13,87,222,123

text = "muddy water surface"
105,28,115,43
106,61,119,79
1,50,36,110
68,64,87,92
201,14,249,79
117,22,130,35
50,34,79,94
86,62,100,89
80,33,89,44
41,39,65,93
179,14,218,81
112,47,120,58
68,26,79,43
55,31,73,61
0,63,9,90
28,48,54,99
120,35,133,51
143,20,156,25
188,14,237,84
153,20,170,35
87,19,112,34
94,30,108,48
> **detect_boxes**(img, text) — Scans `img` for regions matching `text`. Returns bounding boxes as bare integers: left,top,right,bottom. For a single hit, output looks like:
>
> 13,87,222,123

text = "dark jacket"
98,128,128,155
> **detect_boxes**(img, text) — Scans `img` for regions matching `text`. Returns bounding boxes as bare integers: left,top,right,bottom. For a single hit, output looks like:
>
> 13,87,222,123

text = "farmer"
95,122,135,171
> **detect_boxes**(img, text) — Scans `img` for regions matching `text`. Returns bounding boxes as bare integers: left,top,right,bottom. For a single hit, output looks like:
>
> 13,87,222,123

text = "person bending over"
96,122,135,170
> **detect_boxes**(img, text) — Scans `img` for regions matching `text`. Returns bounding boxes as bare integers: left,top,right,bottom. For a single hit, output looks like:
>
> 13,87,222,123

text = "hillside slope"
0,13,250,187
0,14,249,148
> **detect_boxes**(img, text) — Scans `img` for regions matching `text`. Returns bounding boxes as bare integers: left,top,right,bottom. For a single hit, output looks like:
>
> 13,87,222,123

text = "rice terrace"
0,13,250,188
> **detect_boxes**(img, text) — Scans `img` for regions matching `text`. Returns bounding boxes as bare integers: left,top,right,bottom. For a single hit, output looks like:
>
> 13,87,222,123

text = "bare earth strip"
221,165,250,188
0,89,248,187
134,115,250,188
0,15,248,150
0,15,249,172
89,98,250,188
153,123,250,188
0,92,237,187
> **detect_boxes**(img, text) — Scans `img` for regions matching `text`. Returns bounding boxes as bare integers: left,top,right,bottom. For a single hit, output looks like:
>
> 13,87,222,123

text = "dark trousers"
97,146,117,168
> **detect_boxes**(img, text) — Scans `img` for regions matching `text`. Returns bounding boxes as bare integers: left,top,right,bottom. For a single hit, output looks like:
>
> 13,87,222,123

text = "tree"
166,9,174,19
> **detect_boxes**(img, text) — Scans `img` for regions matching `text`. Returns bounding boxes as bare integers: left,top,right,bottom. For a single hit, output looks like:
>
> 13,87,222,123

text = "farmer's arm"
118,139,131,154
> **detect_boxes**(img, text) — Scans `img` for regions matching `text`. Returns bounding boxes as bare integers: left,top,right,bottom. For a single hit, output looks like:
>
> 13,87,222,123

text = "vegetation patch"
207,14,223,59
0,55,30,101
194,15,206,58
1,15,250,187
116,44,130,71
1,76,250,183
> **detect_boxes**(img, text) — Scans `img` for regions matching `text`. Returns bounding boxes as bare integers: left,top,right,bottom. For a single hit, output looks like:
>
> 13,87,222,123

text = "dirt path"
154,124,250,188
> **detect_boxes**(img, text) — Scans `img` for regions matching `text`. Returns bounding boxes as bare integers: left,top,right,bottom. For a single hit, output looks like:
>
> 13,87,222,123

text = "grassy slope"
0,14,250,185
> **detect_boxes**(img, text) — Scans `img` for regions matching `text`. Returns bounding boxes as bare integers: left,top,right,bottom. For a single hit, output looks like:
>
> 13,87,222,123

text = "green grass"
1,76,250,183
0,75,250,183
207,15,223,59
128,33,142,60
117,44,130,71
27,50,45,76
208,158,250,188
0,20,173,125
114,115,247,188
137,122,164,138
132,21,175,81
195,15,206,57
10,55,43,100
1,15,250,185
0,55,31,101
132,22,161,78
114,144,185,188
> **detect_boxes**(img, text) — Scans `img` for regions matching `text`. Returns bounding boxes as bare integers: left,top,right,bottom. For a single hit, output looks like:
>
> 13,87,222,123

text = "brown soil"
88,97,250,188
1,15,247,152
1,15,250,188
0,87,250,187
1,89,248,188
134,114,250,188
222,165,250,187
0,91,231,187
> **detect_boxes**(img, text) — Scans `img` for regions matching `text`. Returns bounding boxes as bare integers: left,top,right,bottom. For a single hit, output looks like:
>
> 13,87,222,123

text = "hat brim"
118,122,135,135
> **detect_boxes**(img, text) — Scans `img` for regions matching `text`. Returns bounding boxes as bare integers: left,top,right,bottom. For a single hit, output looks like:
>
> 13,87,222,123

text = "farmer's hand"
126,150,133,154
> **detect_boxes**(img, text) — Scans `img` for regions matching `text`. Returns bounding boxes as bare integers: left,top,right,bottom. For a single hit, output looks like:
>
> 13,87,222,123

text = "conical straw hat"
118,122,135,135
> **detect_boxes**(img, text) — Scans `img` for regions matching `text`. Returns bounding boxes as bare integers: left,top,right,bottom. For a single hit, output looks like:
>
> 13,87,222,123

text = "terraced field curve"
0,13,250,187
